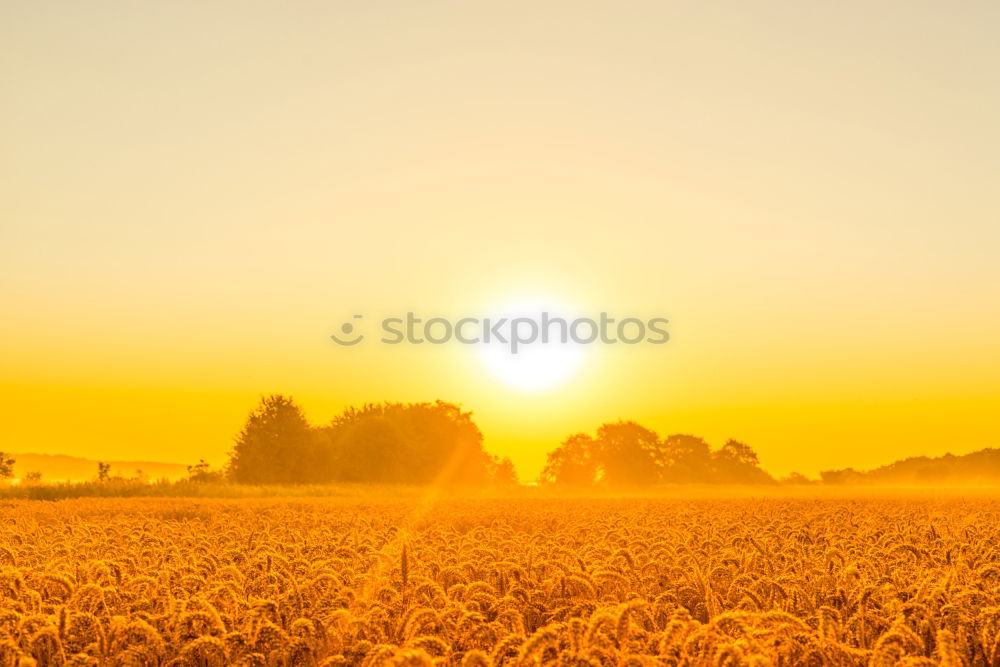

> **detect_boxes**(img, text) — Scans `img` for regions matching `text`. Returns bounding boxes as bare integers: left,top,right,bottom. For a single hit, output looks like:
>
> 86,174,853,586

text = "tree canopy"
322,400,502,485
0,452,14,480
228,397,774,488
227,395,512,486
540,421,774,487
228,394,325,484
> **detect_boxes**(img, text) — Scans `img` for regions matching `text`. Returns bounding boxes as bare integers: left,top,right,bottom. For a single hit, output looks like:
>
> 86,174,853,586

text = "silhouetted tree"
819,448,1000,485
540,434,600,486
325,406,409,483
541,425,774,487
660,434,714,483
490,456,519,487
594,421,662,486
97,462,111,482
187,459,225,483
541,423,667,487
780,472,817,485
711,439,775,484
324,401,492,485
0,452,14,480
229,394,328,484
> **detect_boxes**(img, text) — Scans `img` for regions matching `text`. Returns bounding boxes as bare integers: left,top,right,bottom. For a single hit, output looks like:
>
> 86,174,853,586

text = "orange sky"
2,1,999,480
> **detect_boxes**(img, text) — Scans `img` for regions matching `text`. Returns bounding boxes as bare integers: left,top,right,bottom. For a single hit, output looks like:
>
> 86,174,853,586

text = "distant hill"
820,448,1000,485
9,453,189,483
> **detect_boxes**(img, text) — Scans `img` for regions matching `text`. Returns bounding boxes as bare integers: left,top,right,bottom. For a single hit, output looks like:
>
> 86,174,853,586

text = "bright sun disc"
478,301,586,392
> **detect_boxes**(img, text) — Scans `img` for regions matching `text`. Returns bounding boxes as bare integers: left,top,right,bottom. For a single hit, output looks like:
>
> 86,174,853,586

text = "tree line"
10,394,991,489
215,395,775,487
225,395,518,486
818,448,1000,485
540,422,775,487
0,395,775,488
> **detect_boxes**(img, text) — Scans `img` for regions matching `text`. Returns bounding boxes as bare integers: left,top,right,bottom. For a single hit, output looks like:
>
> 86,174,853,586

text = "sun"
478,300,586,392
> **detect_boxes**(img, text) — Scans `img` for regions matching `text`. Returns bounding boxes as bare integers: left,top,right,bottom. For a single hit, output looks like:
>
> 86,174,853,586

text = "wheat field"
0,496,998,666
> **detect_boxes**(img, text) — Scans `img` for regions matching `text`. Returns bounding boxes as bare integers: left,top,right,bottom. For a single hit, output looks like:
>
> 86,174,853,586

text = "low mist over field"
9,453,188,484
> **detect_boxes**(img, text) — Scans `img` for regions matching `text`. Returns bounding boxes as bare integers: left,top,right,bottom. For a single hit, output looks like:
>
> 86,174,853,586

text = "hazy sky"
2,1,999,479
